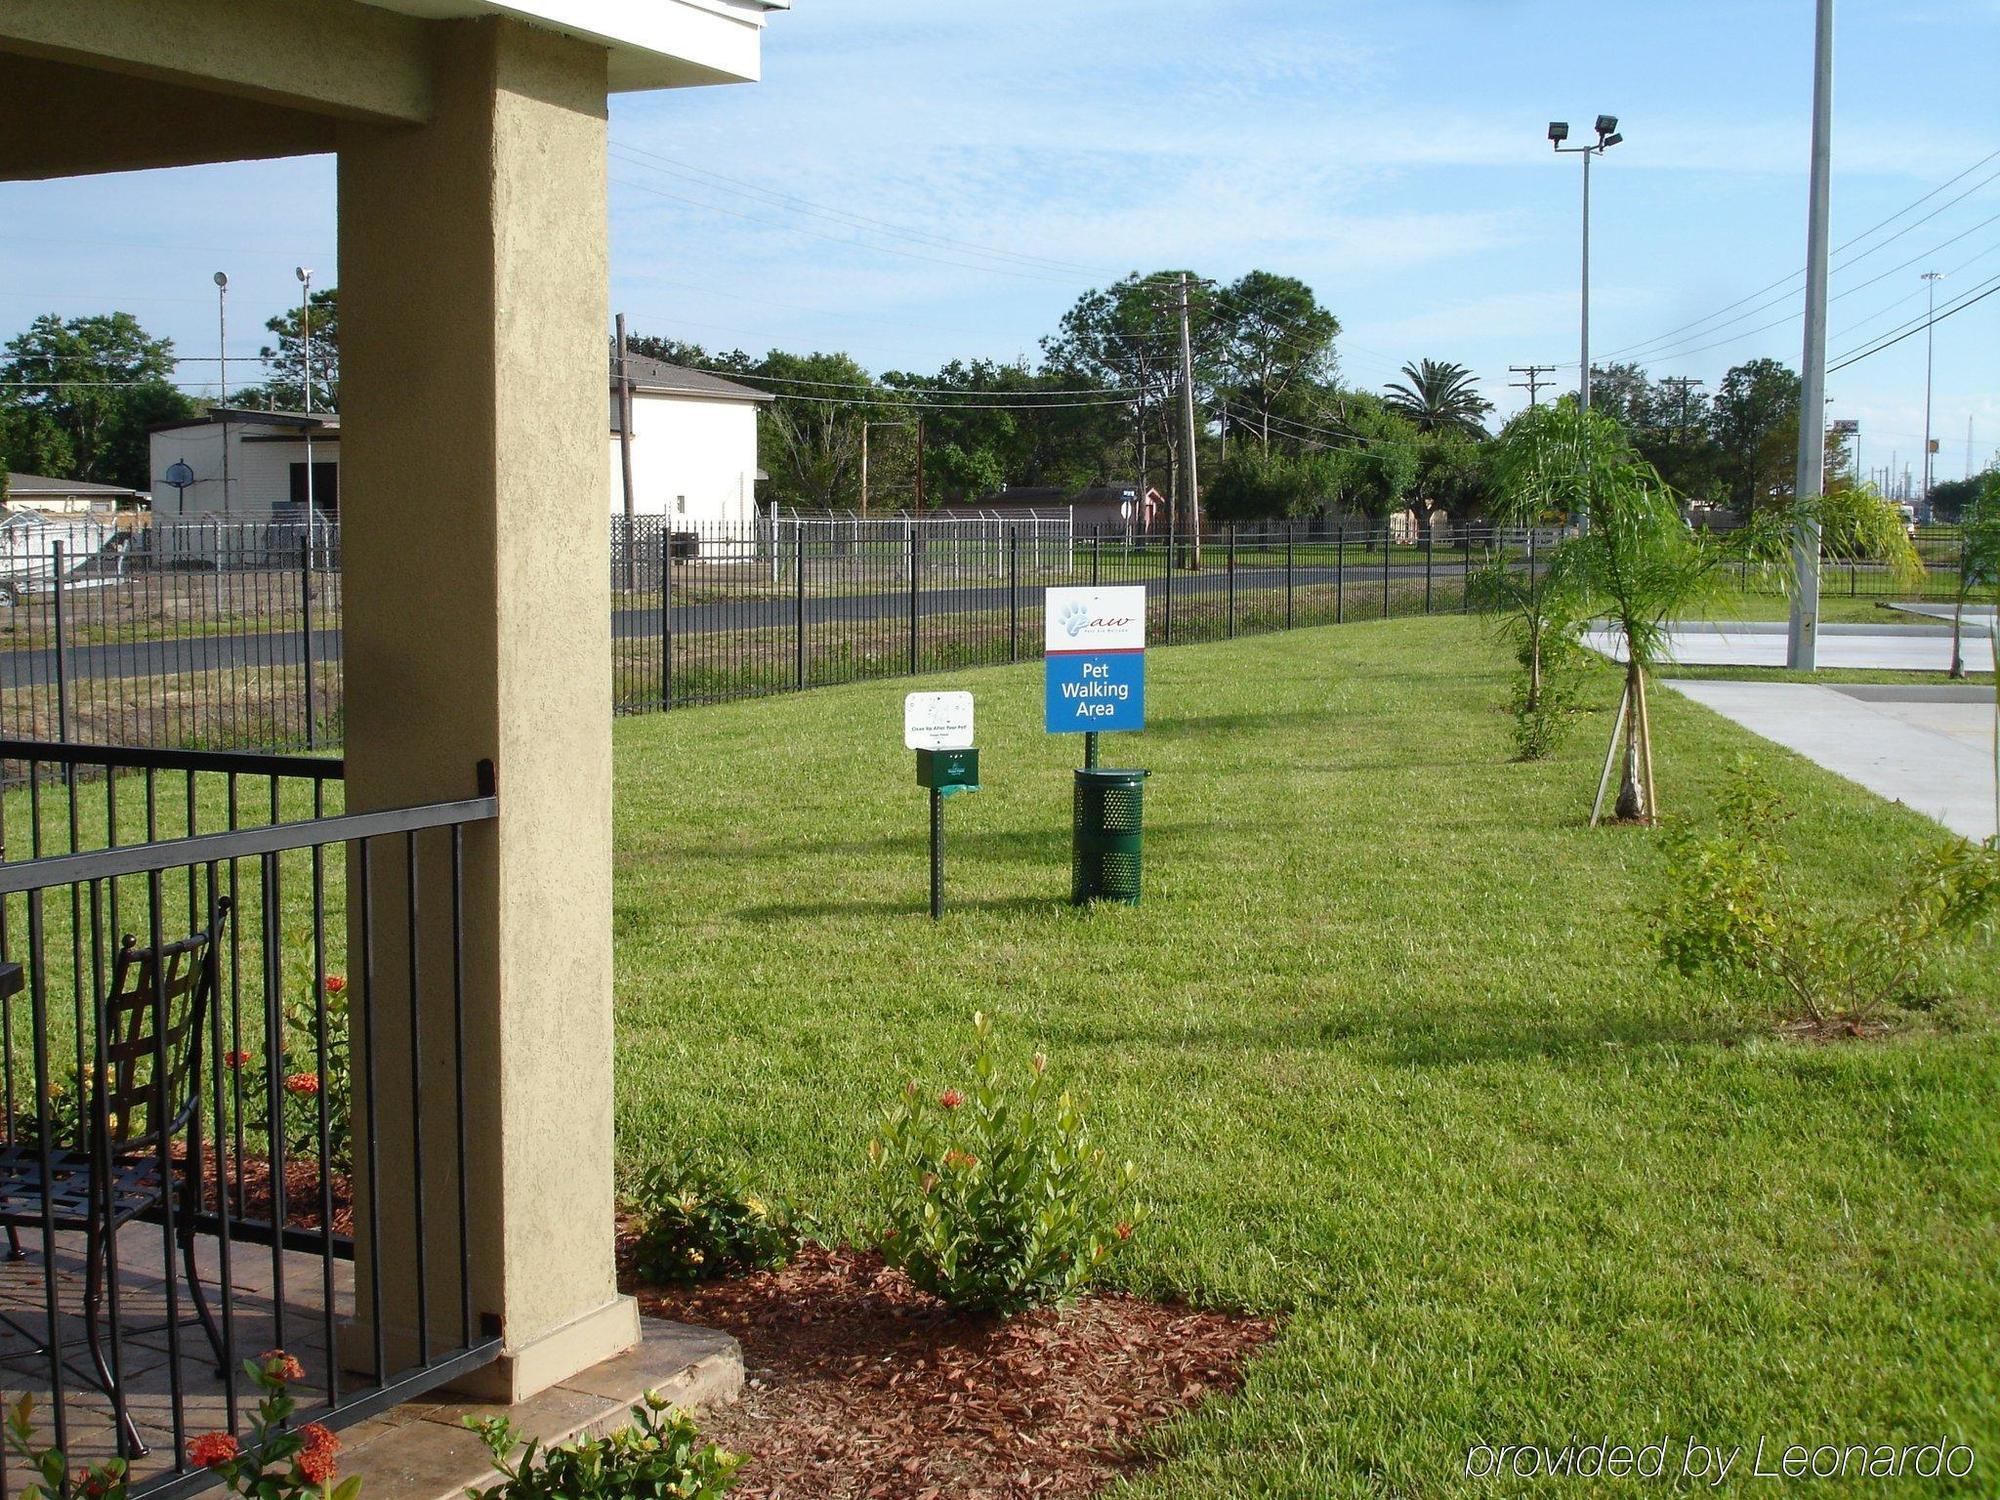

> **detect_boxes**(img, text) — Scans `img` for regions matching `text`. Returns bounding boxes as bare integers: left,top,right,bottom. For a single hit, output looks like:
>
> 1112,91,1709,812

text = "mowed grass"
609,616,1999,1498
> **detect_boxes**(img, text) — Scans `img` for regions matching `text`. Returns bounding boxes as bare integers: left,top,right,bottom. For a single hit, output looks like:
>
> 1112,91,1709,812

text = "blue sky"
5,0,1997,484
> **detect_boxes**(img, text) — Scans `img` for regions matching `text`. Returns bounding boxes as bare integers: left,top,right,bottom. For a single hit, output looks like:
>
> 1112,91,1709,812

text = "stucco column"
336,17,633,1400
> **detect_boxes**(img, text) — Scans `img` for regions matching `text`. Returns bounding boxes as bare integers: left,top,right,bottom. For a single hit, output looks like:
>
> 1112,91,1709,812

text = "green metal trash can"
1072,768,1149,905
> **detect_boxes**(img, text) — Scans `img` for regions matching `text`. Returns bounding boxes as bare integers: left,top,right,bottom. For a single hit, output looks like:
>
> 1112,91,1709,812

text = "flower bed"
627,1245,1276,1499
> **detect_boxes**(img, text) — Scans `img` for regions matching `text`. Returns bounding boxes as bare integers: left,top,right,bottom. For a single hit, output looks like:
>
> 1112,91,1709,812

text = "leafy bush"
867,1011,1144,1315
628,1158,805,1284
1652,760,2000,1032
8,1351,356,1500
1509,632,1586,761
466,1391,740,1500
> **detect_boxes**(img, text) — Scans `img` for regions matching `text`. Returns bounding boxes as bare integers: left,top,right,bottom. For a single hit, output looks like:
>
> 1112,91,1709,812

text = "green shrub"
1509,633,1585,761
1651,760,2000,1032
466,1392,740,1500
866,1011,1144,1315
628,1158,804,1285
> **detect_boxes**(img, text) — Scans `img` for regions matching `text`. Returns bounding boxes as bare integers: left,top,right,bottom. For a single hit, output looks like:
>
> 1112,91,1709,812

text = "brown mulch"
627,1245,1277,1500
183,1147,355,1237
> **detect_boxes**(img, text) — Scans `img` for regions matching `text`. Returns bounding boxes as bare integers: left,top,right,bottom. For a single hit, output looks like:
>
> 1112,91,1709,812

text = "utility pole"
295,266,317,527
214,271,230,517
1921,271,1942,520
1176,271,1202,569
615,312,637,593
1509,364,1556,407
1660,376,1705,444
914,415,926,514
1785,0,1832,671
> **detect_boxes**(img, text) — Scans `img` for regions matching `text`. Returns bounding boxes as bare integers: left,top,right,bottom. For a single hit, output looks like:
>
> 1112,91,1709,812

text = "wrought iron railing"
0,741,499,1497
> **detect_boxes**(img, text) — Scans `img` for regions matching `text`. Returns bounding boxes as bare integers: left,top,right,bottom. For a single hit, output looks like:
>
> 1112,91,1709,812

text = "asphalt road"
0,562,1470,689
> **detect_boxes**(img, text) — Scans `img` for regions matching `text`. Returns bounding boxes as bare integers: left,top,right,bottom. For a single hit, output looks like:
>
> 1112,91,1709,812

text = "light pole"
214,271,230,516
1548,115,1623,411
1786,0,1833,671
1921,270,1942,520
296,266,316,523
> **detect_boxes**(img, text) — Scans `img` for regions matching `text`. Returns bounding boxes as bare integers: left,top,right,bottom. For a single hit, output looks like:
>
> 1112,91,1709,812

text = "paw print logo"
1060,600,1091,638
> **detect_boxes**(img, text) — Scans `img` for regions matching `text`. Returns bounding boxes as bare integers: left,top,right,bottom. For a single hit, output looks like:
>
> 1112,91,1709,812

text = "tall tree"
257,286,340,411
1711,357,1800,511
1042,270,1219,504
1212,271,1339,451
753,350,886,511
1382,359,1493,438
0,312,194,489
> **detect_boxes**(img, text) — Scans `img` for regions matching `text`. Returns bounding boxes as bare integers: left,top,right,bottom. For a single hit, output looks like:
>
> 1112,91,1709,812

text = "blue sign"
1045,651,1144,733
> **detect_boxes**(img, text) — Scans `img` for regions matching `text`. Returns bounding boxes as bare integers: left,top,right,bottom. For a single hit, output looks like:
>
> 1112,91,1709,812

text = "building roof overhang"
356,0,788,89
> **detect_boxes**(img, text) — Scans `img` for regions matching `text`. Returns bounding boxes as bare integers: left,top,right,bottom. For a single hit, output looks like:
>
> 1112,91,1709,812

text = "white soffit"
357,0,786,89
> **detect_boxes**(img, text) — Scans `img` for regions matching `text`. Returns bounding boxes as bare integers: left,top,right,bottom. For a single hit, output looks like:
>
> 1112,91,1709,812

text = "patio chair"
0,897,233,1456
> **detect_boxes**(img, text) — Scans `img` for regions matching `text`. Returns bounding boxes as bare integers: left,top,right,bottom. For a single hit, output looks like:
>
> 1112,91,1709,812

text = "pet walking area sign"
1044,586,1146,734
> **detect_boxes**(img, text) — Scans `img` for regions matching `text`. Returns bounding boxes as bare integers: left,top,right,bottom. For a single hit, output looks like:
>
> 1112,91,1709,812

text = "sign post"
1045,587,1153,904
904,691,978,919
1043,586,1147,751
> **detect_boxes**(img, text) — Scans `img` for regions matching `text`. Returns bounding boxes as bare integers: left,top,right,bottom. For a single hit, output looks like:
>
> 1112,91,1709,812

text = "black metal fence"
0,741,499,1496
0,516,1973,753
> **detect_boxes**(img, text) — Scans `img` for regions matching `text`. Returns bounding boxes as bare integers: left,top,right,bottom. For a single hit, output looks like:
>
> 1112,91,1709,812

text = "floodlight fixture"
1595,114,1619,138
1548,121,1569,145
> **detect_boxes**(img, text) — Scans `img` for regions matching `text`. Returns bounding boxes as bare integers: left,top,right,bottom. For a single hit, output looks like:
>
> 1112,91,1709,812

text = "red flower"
187,1432,239,1469
260,1348,306,1383
301,1422,339,1458
1114,1222,1134,1241
283,1073,322,1097
223,1050,252,1070
324,975,347,995
937,1088,965,1110
297,1445,339,1486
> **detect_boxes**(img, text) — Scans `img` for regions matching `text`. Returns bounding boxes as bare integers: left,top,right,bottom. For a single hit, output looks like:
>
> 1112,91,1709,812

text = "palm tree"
1491,402,1794,824
1383,359,1493,438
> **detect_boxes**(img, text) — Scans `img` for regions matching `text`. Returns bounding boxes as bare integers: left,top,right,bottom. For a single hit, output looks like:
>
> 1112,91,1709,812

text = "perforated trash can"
1072,768,1149,905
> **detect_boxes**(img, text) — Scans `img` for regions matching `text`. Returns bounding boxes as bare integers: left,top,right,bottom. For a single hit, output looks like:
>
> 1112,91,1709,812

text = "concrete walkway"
1583,619,1996,673
1665,679,1997,842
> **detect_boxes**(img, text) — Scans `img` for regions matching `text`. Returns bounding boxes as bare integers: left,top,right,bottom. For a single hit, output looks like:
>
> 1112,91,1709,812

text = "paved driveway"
1666,679,1997,842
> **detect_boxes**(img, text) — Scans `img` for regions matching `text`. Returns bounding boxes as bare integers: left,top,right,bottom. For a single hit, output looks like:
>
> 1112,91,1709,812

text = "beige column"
336,16,634,1401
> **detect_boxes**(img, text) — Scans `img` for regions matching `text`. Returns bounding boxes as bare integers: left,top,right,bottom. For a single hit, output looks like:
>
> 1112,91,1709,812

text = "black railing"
0,741,498,1497
0,517,1974,754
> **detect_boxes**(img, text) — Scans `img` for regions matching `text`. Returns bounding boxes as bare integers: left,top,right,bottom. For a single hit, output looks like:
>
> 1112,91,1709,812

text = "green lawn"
609,617,1998,1497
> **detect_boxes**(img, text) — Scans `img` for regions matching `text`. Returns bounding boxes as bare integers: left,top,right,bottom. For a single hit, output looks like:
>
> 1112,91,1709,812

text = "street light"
1548,113,1624,411
1921,270,1942,520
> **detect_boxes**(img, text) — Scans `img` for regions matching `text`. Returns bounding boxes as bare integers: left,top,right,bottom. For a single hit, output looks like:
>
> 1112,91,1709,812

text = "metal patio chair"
0,897,234,1456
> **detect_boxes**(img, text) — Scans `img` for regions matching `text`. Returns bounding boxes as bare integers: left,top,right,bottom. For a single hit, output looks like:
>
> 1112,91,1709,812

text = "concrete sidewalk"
1665,679,1997,842
1583,619,1996,673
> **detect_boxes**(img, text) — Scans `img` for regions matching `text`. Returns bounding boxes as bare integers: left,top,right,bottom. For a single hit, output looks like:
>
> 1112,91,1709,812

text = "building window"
289,461,340,515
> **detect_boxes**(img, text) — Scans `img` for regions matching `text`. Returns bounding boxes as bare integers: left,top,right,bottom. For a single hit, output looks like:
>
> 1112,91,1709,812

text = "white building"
149,355,768,526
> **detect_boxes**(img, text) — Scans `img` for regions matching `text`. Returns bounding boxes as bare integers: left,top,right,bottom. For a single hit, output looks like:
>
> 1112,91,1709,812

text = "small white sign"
1045,586,1147,655
904,691,975,751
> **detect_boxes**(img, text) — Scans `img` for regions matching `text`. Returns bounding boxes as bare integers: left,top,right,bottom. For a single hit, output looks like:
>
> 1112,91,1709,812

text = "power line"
1599,146,2000,362
1608,208,2000,368
698,367,1142,399
1826,273,2000,374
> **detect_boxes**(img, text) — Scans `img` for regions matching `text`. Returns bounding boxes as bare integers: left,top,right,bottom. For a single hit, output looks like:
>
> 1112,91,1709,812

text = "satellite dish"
164,462,196,490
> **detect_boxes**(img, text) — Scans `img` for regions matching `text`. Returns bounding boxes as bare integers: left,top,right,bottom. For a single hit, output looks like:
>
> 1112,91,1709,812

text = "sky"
5,0,1998,487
